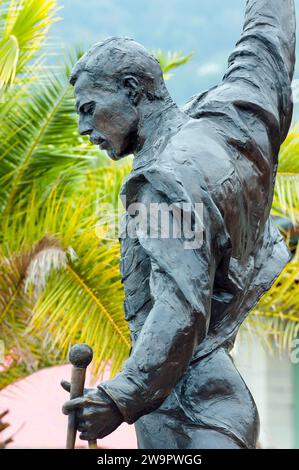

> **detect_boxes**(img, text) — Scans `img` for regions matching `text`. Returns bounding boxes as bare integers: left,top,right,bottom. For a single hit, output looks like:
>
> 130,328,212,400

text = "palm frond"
0,63,105,217
154,49,193,80
1,167,131,388
272,175,299,232
0,233,69,388
0,0,60,88
278,122,299,174
246,247,299,341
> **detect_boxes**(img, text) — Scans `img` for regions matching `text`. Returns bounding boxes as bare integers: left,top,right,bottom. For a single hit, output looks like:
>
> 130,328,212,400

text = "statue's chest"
119,214,153,329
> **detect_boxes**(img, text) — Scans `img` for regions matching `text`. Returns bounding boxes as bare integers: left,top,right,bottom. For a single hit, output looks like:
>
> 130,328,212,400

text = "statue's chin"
105,147,115,159
98,142,116,160
106,147,121,161
107,147,130,161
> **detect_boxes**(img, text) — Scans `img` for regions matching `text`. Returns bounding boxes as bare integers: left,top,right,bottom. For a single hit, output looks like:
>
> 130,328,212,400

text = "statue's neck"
134,100,189,157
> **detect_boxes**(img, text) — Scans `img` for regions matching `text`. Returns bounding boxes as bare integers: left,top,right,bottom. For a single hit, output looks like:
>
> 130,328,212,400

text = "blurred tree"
0,0,59,90
0,0,298,391
0,0,191,388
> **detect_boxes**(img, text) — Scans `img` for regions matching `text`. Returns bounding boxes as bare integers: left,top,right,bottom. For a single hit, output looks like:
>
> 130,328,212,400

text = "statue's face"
74,71,139,160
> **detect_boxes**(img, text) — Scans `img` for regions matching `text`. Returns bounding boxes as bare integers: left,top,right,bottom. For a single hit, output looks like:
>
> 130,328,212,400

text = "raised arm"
184,0,296,146
232,0,295,82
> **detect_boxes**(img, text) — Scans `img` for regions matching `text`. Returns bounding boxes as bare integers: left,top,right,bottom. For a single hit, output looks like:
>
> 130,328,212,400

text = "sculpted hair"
70,37,168,101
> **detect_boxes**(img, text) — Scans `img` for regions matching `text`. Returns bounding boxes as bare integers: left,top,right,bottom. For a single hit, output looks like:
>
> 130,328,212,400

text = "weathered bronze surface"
62,0,296,448
65,344,96,449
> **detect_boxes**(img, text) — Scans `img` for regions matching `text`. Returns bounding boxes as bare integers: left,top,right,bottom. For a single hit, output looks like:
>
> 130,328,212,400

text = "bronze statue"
61,0,296,449
66,344,97,449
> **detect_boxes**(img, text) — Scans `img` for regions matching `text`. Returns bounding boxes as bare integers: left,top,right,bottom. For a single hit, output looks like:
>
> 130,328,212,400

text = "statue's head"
70,37,170,160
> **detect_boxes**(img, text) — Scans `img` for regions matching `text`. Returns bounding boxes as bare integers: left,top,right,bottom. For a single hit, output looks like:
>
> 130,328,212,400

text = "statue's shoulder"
156,118,212,161
120,116,233,209
157,117,233,186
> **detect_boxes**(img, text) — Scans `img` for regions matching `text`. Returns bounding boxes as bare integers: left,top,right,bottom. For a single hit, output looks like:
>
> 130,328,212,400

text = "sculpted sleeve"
184,0,296,151
98,182,218,424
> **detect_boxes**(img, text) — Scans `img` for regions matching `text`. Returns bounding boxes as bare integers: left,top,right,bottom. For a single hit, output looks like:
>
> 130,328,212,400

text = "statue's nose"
79,124,92,136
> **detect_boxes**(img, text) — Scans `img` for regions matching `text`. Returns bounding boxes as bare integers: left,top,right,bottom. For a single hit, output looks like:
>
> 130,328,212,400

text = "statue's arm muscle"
185,0,296,148
225,0,295,142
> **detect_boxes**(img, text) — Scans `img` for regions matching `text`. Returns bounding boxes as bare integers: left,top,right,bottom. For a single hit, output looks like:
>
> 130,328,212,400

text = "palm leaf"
278,122,299,174
0,0,60,89
244,252,299,352
0,0,129,388
0,61,105,218
154,49,193,80
1,167,131,388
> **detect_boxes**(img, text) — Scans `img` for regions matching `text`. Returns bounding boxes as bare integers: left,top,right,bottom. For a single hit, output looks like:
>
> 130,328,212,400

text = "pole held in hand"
66,343,97,449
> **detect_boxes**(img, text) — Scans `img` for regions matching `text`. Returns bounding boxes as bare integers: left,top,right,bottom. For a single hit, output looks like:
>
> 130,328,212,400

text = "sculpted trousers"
134,347,259,449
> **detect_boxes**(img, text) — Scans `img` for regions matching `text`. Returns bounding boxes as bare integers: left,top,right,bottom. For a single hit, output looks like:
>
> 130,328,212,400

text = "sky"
52,0,299,107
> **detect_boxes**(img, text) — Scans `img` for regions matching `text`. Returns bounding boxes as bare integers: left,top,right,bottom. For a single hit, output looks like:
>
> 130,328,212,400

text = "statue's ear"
123,75,141,105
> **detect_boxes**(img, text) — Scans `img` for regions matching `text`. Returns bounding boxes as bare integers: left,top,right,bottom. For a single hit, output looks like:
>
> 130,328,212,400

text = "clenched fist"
61,380,124,441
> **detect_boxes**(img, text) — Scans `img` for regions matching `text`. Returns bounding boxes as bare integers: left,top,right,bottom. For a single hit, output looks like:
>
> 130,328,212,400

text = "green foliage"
272,125,299,236
1,0,298,391
154,50,193,80
0,0,59,89
0,0,191,389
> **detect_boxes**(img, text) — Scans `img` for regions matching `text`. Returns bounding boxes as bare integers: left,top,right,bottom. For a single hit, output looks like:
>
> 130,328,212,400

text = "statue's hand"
61,380,123,440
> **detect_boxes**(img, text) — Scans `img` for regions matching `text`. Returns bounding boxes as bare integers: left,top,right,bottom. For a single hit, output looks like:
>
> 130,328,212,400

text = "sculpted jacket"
100,0,296,430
